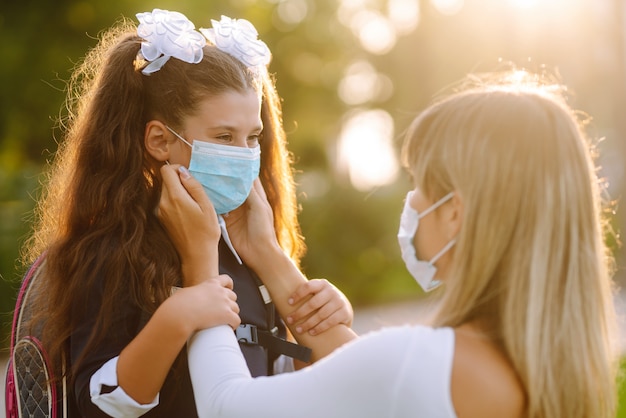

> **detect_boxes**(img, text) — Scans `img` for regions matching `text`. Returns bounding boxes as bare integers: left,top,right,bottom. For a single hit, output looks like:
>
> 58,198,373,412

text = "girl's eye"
216,134,233,143
247,133,263,146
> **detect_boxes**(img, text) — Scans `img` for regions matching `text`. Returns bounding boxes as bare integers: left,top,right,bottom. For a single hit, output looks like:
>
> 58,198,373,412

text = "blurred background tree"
1,0,624,349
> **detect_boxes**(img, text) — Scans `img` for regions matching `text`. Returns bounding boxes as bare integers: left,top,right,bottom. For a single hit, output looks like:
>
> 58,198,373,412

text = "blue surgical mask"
397,191,456,292
167,126,261,214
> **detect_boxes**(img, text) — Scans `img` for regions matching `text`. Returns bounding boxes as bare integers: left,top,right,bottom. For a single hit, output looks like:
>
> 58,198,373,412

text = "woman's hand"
170,274,241,333
285,279,354,336
224,179,280,270
158,165,220,285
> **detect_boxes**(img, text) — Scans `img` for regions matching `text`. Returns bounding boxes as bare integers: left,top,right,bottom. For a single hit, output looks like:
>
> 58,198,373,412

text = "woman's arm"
225,181,358,361
188,325,456,418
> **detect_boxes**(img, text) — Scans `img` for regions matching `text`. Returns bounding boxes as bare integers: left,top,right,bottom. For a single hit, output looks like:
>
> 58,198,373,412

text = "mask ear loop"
428,238,456,265
417,191,457,265
418,191,455,219
164,125,193,166
166,125,193,147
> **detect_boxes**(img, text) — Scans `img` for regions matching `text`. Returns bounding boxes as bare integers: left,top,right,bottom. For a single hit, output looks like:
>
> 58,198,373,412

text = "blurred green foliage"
1,0,625,353
616,359,626,417
0,160,39,345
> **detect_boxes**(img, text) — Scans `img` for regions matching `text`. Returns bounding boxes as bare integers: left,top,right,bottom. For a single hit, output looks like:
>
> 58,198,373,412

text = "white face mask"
397,191,456,292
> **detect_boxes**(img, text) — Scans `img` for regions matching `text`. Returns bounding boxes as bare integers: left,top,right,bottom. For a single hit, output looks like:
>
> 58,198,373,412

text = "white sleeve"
89,356,159,417
188,325,456,418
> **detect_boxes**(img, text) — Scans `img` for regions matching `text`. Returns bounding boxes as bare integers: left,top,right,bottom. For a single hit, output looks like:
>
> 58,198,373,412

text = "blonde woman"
160,70,619,418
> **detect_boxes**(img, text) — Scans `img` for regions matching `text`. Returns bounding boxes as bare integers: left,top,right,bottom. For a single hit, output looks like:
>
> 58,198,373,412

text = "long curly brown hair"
22,19,304,381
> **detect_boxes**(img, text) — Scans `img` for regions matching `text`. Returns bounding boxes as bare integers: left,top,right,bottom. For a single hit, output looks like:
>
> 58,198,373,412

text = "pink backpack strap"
5,254,67,418
9,255,46,351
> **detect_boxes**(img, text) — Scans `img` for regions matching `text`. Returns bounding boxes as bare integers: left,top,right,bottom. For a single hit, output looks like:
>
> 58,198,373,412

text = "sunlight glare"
508,70,529,84
297,170,331,198
388,0,420,35
336,0,369,27
430,0,464,16
508,0,540,9
352,10,397,55
337,109,399,191
505,0,584,17
277,0,309,25
338,60,394,105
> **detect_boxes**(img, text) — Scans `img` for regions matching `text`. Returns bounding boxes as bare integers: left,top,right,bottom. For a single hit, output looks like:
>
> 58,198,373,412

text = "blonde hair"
401,71,618,418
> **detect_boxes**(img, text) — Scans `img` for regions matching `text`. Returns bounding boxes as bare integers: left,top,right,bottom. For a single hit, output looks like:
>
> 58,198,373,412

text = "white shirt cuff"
89,356,159,417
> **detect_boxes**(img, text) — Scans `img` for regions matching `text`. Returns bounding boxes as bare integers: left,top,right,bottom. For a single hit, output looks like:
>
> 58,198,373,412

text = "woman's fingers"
159,164,215,216
158,164,220,283
176,166,216,215
302,311,347,336
288,279,326,306
288,291,336,327
286,279,353,335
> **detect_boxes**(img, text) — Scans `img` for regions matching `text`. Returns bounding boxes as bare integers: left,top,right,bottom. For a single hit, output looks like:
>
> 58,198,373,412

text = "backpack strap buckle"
235,324,259,344
235,323,312,363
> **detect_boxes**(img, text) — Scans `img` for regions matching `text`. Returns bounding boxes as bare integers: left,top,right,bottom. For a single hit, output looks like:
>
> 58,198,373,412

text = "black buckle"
235,323,312,363
235,324,258,344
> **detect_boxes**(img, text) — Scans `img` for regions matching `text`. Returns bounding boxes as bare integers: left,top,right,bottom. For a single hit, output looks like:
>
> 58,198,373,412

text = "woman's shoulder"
356,324,455,355
352,325,457,417
362,323,454,340
451,327,526,418
357,325,456,384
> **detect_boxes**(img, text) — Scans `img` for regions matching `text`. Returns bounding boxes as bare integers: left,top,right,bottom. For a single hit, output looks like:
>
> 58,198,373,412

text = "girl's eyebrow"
206,124,264,132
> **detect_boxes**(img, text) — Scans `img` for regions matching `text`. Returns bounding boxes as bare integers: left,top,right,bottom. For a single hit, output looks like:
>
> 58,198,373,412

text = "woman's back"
452,325,525,418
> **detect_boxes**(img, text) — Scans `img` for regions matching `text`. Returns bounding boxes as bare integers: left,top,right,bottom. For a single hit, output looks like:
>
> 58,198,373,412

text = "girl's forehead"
196,89,260,109
184,90,262,130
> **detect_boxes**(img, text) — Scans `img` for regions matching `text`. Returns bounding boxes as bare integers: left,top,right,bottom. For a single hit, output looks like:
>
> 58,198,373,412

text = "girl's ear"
144,120,171,161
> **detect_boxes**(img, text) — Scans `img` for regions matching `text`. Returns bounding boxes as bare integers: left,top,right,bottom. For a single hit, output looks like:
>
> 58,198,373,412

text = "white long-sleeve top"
188,324,457,418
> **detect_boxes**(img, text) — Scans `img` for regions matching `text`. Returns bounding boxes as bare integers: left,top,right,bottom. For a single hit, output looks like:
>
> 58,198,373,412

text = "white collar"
218,215,243,265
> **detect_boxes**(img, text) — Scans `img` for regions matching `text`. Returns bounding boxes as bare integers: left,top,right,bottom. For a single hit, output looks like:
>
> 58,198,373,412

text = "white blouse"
188,324,457,418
